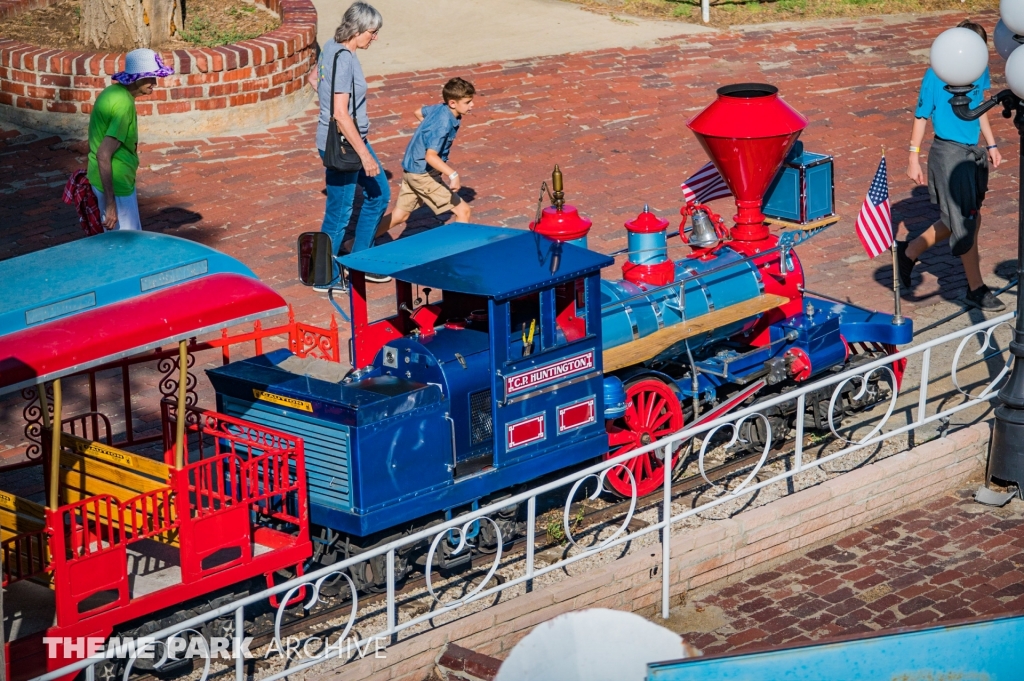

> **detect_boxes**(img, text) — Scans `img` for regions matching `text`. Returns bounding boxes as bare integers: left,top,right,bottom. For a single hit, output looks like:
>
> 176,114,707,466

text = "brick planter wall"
0,0,316,139
326,423,990,681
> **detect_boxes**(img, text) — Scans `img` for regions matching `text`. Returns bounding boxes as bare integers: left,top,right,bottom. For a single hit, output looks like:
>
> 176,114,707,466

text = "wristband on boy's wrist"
909,146,920,153
987,144,998,150
449,172,458,181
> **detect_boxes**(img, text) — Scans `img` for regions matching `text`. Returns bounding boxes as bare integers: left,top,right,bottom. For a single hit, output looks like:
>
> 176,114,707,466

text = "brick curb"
325,422,990,681
0,0,316,139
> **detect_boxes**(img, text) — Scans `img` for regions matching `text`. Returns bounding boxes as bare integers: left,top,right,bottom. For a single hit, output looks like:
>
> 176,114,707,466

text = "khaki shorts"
395,171,462,215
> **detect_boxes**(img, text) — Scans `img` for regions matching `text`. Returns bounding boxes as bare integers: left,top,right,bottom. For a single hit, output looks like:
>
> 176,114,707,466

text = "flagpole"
884,146,905,326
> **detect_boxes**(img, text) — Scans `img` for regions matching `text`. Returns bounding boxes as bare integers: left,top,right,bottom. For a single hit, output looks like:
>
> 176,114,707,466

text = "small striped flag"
855,156,894,259
681,161,732,205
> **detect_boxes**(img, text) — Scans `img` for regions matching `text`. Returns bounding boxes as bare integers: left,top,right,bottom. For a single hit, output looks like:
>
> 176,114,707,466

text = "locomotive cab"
211,225,615,539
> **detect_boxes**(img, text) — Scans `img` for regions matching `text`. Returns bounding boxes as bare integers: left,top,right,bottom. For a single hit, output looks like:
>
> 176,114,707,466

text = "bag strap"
327,48,357,125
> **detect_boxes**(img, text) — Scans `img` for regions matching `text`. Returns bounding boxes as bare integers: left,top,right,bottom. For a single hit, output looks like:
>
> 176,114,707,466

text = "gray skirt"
927,137,989,257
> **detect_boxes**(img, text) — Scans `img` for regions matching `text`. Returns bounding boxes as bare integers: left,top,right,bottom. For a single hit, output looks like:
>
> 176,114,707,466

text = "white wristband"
449,172,458,181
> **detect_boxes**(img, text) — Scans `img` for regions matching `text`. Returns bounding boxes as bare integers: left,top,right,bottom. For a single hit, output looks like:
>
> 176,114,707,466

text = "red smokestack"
687,84,807,244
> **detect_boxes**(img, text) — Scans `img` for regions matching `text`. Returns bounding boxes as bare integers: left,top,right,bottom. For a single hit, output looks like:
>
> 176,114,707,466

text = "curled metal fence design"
29,311,1014,681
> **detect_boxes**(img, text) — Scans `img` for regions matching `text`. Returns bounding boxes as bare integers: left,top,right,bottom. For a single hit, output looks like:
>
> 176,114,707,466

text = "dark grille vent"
470,389,493,446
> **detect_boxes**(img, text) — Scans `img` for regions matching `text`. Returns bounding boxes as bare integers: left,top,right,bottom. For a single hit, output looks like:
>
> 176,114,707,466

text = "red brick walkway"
678,489,1024,655
1,10,1019,454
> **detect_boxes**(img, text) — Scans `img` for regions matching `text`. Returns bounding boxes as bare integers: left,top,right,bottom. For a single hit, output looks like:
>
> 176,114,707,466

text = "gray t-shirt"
315,41,369,152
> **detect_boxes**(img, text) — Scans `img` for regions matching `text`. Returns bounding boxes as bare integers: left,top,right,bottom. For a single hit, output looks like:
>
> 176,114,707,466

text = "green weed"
775,0,807,11
180,15,265,47
545,506,585,545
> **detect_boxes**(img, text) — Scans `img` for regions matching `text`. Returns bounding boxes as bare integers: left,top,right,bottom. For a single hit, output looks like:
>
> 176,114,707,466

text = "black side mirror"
297,232,334,287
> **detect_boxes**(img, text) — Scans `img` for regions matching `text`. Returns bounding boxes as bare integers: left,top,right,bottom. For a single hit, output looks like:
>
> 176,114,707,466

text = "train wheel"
604,379,684,498
92,659,122,681
850,341,906,391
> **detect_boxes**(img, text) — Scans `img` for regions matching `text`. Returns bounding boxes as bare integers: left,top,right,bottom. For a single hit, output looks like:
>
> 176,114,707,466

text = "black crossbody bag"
323,49,363,173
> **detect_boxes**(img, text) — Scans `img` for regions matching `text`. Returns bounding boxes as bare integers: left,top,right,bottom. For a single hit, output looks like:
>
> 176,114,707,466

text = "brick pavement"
669,488,1024,655
1,10,1019,455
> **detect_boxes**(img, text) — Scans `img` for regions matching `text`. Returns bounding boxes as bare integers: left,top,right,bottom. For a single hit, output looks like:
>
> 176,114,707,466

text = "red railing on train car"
162,402,308,530
59,494,121,561
244,444,305,526
120,486,178,541
1,529,49,586
184,451,245,518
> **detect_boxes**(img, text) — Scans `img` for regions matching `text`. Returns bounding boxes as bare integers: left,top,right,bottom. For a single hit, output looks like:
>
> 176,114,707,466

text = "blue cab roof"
0,231,260,335
339,224,613,299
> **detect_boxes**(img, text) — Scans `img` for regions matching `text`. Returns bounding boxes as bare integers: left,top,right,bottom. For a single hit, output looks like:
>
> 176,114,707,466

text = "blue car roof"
339,224,613,299
0,230,260,335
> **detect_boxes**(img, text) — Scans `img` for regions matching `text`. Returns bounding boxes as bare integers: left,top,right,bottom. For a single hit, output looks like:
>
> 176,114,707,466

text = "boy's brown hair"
443,77,475,104
958,19,987,44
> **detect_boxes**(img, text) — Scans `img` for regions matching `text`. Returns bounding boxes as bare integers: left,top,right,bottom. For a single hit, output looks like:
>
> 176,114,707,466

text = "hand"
103,202,118,230
907,155,926,185
360,152,380,177
449,175,461,192
989,146,1003,168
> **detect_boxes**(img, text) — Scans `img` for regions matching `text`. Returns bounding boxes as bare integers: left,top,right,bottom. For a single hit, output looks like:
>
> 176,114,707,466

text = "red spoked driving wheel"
604,379,684,498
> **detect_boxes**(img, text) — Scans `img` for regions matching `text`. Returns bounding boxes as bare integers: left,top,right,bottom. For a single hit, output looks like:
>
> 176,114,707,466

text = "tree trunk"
80,0,183,50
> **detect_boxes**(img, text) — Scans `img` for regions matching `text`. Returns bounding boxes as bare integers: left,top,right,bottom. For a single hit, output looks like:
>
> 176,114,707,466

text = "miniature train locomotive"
208,83,913,589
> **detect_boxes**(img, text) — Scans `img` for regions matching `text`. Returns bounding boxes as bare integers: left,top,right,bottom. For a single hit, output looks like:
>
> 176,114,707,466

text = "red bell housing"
530,165,593,242
531,204,592,242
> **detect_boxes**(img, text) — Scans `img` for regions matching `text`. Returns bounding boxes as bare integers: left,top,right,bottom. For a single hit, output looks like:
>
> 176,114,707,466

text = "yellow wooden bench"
0,490,45,542
602,294,790,373
0,490,50,585
58,434,178,544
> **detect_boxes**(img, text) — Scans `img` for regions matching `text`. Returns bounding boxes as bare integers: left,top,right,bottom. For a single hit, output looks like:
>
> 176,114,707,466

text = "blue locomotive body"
209,226,615,537
209,220,912,542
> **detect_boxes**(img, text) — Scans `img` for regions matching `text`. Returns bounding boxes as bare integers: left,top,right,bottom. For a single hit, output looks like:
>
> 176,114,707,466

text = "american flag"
681,161,732,205
855,156,894,259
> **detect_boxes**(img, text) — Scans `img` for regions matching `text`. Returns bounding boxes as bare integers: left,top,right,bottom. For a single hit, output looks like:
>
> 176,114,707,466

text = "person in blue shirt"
897,20,1004,311
379,78,475,234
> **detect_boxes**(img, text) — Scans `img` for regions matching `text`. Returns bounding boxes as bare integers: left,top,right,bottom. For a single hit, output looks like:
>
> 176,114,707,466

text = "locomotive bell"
689,208,720,249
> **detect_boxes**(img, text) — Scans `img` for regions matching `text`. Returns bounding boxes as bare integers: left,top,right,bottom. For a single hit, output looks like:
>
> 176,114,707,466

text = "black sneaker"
364,272,393,284
896,241,915,290
965,285,1006,312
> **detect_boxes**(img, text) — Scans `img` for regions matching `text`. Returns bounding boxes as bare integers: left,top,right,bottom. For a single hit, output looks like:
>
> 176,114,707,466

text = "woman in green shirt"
87,49,173,231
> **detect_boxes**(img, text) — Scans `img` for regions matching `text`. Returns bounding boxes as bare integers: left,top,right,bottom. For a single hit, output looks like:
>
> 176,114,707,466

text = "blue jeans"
318,142,390,278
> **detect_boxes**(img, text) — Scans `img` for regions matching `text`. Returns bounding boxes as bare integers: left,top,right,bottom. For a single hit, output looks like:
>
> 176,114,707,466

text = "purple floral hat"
112,49,175,85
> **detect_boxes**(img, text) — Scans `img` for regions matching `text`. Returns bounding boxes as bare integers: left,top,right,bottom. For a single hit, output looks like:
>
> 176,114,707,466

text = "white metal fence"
27,311,1015,681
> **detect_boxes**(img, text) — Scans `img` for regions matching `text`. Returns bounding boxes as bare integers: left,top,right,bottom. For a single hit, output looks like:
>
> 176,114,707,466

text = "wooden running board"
602,294,790,373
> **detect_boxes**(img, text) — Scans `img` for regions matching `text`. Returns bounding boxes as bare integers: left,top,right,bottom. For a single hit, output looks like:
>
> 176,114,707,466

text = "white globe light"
1006,44,1024,97
930,27,990,86
1002,0,1024,36
996,19,1023,60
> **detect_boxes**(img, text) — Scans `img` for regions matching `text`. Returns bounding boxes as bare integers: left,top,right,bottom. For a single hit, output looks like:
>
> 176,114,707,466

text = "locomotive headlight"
930,27,989,86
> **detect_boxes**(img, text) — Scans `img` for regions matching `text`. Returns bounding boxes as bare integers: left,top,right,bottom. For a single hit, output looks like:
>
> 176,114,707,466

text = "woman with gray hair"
310,2,392,285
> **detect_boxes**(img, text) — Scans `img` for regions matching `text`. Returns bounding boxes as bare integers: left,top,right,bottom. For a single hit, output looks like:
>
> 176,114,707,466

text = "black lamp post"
946,83,1024,497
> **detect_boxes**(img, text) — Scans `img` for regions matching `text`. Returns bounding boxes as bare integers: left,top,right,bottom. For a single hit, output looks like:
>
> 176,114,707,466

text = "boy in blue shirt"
381,78,475,232
897,20,1004,311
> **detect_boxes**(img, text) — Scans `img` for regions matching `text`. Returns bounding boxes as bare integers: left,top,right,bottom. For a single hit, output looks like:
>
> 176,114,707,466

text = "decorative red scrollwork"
290,311,341,362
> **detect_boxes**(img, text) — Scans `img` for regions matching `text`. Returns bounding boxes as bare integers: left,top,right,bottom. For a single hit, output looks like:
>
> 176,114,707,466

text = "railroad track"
131,421,898,681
